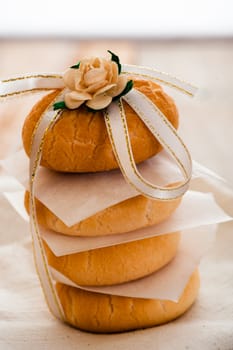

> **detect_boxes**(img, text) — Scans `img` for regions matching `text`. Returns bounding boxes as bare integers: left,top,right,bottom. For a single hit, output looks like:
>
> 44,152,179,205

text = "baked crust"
56,269,200,333
22,80,179,172
24,189,182,237
44,232,181,286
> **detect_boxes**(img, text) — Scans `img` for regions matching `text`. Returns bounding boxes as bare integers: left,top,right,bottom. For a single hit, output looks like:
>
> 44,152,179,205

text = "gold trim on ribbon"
0,88,57,99
1,74,63,83
29,91,66,321
104,96,191,200
122,64,197,96
0,73,64,99
123,89,192,178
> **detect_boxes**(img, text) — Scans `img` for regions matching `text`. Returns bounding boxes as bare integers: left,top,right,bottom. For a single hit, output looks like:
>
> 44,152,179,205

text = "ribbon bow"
0,58,197,322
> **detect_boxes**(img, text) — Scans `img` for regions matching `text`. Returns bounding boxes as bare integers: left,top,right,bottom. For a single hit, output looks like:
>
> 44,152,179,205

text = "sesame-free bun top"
22,80,179,173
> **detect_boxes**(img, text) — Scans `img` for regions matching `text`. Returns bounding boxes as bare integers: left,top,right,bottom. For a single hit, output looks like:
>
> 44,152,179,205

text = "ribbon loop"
123,89,192,179
104,95,191,200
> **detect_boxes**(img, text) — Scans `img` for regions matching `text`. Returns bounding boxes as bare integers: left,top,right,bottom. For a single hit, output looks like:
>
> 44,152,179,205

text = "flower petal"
63,69,82,91
64,94,84,110
92,57,101,68
94,83,116,96
110,62,119,84
108,75,128,97
84,68,107,86
85,80,108,93
86,94,112,110
64,91,92,109
69,90,92,100
105,65,113,83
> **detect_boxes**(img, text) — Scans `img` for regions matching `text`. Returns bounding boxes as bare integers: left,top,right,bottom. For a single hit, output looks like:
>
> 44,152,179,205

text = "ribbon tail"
29,90,66,321
0,73,64,99
104,97,191,200
122,64,197,96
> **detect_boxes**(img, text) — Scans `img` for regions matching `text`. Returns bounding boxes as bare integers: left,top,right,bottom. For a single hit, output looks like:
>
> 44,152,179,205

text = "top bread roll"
22,80,179,173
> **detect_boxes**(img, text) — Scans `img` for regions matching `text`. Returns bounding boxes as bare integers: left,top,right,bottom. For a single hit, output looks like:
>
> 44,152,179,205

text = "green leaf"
70,61,80,69
113,80,134,100
53,101,67,110
107,50,121,74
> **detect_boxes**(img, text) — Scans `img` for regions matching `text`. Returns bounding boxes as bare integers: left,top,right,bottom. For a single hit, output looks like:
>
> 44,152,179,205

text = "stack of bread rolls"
22,79,199,333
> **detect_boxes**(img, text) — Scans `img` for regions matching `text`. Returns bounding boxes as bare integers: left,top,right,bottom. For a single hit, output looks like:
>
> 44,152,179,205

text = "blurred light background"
1,0,233,38
0,0,233,184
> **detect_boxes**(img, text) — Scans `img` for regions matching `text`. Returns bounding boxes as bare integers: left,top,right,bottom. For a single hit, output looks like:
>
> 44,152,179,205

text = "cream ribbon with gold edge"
0,64,197,322
0,74,63,98
122,64,197,96
104,90,191,199
104,63,197,200
29,89,66,321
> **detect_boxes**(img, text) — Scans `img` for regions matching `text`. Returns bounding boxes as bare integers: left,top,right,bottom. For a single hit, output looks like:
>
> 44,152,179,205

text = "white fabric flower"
63,57,128,110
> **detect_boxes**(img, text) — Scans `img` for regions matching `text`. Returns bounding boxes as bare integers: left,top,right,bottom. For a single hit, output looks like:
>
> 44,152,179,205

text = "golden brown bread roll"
44,232,180,286
22,80,179,172
24,188,182,237
57,269,199,333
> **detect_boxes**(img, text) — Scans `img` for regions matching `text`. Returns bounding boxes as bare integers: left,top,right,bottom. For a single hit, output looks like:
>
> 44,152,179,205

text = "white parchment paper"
0,149,189,226
0,148,232,303
50,226,216,301
40,191,231,256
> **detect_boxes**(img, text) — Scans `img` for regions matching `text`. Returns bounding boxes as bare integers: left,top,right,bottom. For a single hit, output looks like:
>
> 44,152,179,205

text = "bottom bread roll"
44,232,181,286
56,269,200,333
